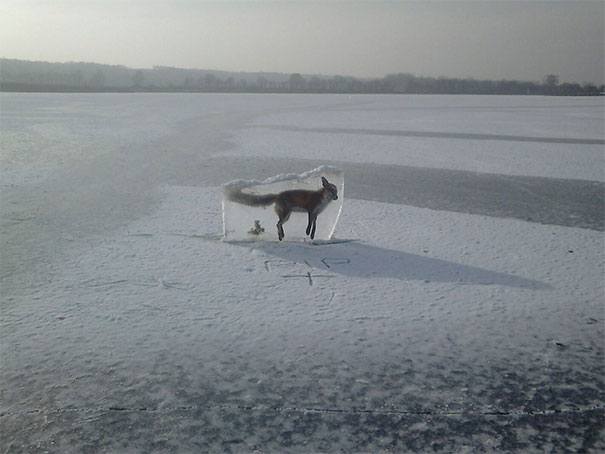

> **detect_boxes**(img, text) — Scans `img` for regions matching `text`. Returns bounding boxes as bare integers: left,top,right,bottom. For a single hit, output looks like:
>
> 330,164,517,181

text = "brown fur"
274,177,338,240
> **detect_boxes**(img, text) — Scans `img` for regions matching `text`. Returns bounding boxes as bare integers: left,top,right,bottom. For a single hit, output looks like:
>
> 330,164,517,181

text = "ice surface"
224,95,605,182
1,94,603,452
222,166,344,241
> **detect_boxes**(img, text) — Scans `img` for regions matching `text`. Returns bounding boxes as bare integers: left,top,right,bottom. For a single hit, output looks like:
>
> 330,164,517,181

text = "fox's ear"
321,176,329,187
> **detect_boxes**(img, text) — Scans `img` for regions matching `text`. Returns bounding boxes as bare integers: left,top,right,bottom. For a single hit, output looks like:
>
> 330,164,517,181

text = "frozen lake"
1,94,604,452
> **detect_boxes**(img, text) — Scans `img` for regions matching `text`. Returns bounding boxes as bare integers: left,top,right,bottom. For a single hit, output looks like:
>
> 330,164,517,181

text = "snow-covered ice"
226,95,605,182
1,93,603,452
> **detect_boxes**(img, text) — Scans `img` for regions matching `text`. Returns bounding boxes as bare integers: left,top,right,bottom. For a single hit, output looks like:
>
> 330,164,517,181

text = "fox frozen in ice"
226,176,338,241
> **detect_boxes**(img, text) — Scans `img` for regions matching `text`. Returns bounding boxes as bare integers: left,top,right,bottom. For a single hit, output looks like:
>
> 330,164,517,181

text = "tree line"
1,58,602,96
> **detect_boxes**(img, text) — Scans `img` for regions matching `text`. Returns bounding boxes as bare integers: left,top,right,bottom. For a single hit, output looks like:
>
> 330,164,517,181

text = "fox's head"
321,176,338,200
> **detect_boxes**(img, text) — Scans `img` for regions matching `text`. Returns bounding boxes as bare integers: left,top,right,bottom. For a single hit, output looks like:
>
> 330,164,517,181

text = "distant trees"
543,74,560,95
288,73,306,91
256,76,268,90
543,74,559,87
383,73,414,93
69,69,84,87
132,70,145,88
1,59,603,96
204,73,218,90
89,69,106,88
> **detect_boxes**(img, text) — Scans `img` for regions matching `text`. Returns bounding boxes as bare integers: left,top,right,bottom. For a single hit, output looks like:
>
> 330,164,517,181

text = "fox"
226,176,338,241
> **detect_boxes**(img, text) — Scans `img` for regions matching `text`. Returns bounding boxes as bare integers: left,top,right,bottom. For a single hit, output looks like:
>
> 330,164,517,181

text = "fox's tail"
225,187,277,206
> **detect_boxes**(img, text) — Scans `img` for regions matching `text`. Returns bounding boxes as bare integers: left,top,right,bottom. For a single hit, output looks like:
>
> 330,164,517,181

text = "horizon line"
3,56,603,86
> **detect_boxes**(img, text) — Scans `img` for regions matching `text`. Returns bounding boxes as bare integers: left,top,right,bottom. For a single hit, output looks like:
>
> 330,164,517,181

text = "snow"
225,95,605,182
1,93,604,452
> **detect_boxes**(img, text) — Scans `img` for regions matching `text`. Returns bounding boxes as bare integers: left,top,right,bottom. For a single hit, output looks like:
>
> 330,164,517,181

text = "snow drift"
222,166,344,241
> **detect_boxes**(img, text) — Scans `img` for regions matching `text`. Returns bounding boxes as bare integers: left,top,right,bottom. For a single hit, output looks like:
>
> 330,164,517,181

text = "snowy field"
1,94,604,452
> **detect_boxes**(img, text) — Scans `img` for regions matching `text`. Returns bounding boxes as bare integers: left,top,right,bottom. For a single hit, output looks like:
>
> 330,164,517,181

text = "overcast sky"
1,1,603,84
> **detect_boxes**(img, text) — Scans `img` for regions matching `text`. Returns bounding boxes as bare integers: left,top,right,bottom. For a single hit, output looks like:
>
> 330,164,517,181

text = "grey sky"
1,0,603,84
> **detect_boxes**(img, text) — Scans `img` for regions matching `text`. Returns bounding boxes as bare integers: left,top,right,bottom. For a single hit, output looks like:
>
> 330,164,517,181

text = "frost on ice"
223,166,344,241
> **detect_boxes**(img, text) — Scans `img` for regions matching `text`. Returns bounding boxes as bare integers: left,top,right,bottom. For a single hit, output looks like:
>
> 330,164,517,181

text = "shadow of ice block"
223,166,344,241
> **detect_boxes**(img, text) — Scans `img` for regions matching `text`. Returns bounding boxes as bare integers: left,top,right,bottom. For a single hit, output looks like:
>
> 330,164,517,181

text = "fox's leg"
277,211,290,241
306,212,313,235
277,220,284,241
307,211,317,239
275,203,291,241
